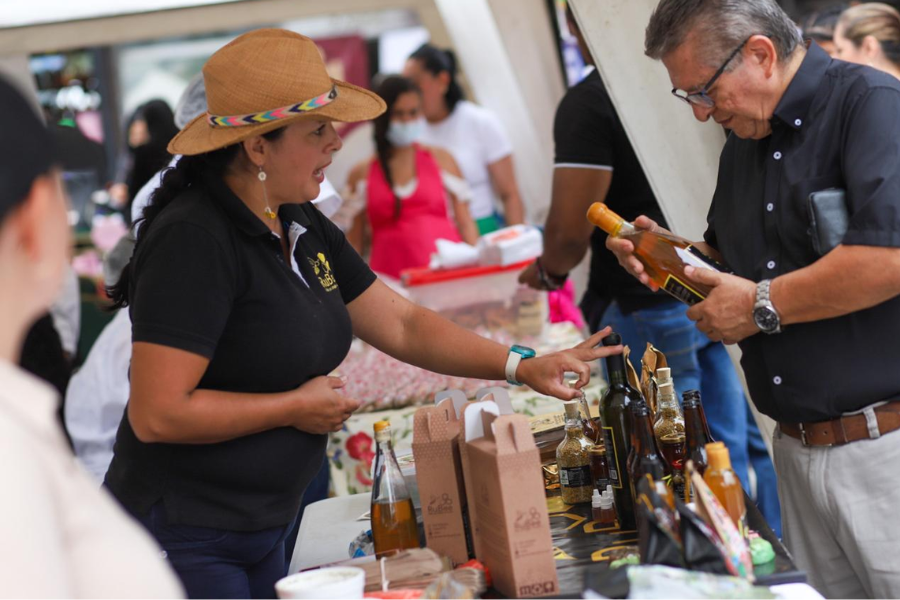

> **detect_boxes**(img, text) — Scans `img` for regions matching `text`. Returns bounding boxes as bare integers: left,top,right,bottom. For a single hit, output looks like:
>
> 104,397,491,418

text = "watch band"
754,279,782,334
505,351,524,386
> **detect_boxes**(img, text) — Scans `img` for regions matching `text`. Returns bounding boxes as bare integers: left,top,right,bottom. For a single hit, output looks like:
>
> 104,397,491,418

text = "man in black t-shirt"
520,5,780,534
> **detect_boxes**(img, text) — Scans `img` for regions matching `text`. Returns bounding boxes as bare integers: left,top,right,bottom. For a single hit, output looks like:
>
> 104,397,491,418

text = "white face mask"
386,118,424,147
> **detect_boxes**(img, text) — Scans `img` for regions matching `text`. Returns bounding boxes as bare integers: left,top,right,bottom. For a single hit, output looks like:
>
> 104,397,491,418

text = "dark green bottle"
599,333,642,530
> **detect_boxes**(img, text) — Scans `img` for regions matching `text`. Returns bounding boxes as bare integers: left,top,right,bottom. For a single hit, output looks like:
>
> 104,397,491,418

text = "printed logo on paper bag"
308,252,338,292
514,507,543,532
427,493,454,515
519,581,557,597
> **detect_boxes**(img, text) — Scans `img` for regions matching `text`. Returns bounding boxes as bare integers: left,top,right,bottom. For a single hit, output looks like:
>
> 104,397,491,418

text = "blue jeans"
135,502,296,599
600,299,782,537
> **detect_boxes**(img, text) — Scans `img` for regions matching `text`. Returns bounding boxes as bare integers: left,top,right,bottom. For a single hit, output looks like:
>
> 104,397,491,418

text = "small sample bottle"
703,442,748,538
598,491,616,526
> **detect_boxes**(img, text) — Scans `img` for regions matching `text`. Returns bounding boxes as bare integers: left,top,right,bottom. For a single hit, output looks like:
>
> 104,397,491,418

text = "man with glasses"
520,4,780,536
608,0,900,596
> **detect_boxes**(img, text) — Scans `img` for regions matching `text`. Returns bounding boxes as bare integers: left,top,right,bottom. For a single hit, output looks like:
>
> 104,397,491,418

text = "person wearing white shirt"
0,74,182,598
404,43,526,235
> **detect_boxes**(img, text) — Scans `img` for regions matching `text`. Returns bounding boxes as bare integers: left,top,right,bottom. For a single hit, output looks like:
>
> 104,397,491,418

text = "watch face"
754,306,780,332
511,344,536,358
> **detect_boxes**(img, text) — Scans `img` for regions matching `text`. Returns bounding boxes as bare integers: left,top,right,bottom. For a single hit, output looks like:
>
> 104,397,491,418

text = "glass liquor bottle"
683,389,713,476
556,400,595,504
587,202,728,305
654,379,687,499
599,333,642,530
371,420,420,557
704,442,748,539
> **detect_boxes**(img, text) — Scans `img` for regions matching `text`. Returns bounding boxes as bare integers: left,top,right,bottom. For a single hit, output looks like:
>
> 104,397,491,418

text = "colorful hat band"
207,85,338,128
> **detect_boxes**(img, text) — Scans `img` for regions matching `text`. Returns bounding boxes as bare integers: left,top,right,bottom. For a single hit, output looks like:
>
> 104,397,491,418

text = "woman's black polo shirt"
105,172,376,531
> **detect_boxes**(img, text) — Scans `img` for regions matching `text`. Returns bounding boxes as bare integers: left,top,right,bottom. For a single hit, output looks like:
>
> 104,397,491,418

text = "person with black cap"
0,75,182,597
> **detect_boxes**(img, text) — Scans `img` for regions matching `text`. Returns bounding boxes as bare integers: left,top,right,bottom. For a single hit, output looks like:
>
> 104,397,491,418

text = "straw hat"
169,28,386,156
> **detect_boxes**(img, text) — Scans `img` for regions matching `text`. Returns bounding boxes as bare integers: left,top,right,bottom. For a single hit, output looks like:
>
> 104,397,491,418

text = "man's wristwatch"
505,345,536,386
753,279,782,334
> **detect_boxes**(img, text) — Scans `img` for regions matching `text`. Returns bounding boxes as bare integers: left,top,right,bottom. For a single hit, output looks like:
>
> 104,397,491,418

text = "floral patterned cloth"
327,323,605,496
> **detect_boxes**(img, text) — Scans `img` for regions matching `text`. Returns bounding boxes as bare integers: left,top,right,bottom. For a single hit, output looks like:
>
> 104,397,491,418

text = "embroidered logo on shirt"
308,252,338,292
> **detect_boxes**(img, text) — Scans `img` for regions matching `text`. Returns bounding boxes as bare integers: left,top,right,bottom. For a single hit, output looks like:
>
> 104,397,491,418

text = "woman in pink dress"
347,76,478,279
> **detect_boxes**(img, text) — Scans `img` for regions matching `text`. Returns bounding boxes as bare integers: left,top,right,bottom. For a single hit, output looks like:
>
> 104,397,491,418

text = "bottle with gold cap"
586,202,727,305
703,442,748,538
371,420,420,556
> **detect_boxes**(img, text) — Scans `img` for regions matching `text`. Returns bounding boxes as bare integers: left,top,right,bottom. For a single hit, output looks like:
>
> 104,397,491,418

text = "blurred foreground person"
0,75,182,598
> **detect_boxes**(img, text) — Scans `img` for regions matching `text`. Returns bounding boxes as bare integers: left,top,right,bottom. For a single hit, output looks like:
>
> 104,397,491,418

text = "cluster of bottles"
555,333,746,534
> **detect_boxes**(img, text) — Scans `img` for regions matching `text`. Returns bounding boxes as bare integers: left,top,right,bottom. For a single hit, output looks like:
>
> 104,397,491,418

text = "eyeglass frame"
671,37,751,108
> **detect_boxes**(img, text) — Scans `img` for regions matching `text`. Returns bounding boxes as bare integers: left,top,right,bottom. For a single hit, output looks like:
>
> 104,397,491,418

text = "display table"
326,322,601,497
289,491,806,597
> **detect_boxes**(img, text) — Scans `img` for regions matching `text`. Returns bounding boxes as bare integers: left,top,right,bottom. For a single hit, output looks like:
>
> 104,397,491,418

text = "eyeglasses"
671,38,750,108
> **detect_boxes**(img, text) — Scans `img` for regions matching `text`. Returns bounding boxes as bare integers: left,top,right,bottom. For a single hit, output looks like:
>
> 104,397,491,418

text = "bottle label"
559,465,592,488
663,275,705,306
602,426,622,488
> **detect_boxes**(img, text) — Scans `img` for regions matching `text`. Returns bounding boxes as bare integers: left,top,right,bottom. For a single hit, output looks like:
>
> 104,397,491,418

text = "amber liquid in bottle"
587,203,727,306
703,442,748,539
654,378,687,499
372,498,419,556
371,421,420,557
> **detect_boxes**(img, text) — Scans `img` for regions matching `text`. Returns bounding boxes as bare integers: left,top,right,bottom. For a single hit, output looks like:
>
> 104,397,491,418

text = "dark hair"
372,75,421,220
800,3,849,42
107,127,286,309
408,44,464,112
133,99,180,149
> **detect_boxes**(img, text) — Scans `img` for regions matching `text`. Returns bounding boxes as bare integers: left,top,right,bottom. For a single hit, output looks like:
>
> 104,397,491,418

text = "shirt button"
767,260,776,270
766,203,774,212
773,151,783,160
774,376,783,385
794,118,802,127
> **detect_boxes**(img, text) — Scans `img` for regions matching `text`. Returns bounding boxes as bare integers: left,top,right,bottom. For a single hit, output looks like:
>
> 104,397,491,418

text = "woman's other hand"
292,376,362,434
515,326,623,399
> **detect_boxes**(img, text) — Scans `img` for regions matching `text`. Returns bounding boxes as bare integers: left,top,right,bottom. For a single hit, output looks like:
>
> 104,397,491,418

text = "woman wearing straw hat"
105,29,621,598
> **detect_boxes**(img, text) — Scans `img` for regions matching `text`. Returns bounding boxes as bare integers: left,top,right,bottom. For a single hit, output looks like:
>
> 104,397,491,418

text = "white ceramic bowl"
275,567,366,599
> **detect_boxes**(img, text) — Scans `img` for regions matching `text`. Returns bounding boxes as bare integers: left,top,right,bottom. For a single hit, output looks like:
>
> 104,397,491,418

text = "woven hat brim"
168,79,386,156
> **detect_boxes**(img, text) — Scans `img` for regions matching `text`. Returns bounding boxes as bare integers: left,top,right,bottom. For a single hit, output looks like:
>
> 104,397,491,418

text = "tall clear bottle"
587,203,727,305
556,401,595,504
371,420,420,557
599,333,642,530
654,378,686,499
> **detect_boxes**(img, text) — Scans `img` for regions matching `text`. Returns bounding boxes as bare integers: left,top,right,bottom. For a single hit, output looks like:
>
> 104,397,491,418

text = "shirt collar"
773,41,832,131
0,359,60,437
203,172,312,237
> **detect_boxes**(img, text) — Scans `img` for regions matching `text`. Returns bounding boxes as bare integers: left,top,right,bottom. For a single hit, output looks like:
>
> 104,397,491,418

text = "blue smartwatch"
505,345,536,386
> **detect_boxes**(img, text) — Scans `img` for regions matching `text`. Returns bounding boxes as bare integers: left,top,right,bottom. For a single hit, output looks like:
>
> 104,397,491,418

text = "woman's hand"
291,376,362,434
605,215,663,291
515,326,623,400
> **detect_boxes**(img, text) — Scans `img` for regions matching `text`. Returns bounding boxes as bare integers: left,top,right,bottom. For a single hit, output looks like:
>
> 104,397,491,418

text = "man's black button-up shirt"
705,42,900,423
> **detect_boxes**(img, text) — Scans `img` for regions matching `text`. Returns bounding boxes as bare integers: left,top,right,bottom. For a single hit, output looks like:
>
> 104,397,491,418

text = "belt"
780,401,900,447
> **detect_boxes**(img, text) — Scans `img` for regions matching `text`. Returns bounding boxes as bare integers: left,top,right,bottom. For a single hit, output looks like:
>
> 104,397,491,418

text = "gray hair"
645,0,803,68
173,73,207,129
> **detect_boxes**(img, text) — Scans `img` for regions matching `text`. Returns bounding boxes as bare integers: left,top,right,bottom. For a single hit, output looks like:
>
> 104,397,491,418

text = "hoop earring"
258,166,276,220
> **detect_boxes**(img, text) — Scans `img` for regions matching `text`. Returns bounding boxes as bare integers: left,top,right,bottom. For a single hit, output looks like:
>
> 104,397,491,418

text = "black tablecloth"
544,492,804,598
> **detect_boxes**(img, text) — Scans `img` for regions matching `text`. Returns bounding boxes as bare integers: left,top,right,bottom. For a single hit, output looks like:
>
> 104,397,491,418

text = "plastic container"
276,567,366,599
401,260,547,334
